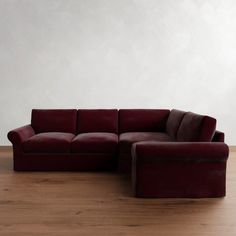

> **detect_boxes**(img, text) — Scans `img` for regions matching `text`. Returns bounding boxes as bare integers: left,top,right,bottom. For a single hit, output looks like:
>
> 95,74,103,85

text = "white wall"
0,0,235,145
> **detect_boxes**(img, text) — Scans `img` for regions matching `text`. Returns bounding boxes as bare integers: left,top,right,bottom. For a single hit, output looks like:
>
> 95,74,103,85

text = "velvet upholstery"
8,125,35,145
166,109,186,140
119,109,170,133
23,132,75,153
77,109,118,133
13,153,116,171
118,153,132,173
132,142,229,198
8,108,229,198
118,132,172,173
177,112,216,142
71,133,118,153
31,109,77,134
198,116,217,141
119,132,172,154
132,141,228,162
212,130,225,142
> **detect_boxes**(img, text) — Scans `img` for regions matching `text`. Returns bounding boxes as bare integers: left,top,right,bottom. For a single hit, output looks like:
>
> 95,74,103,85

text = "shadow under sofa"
8,108,229,198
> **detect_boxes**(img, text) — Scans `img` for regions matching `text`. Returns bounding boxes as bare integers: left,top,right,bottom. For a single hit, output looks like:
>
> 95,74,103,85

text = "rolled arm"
132,141,229,163
8,125,35,145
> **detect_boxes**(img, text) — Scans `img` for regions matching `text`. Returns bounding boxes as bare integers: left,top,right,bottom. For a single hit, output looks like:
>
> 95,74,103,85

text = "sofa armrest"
132,141,229,163
212,130,225,142
8,125,35,145
132,141,229,198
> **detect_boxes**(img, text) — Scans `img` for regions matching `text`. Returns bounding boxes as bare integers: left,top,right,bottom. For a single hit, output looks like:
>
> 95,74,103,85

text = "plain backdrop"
0,0,235,145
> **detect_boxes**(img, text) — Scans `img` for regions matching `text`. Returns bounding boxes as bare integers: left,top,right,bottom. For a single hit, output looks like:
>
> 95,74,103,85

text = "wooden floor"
0,149,236,236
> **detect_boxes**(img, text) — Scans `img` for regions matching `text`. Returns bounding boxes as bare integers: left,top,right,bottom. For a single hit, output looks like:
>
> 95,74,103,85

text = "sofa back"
177,112,216,142
31,109,217,142
166,109,186,140
31,109,77,134
118,109,170,133
77,109,118,133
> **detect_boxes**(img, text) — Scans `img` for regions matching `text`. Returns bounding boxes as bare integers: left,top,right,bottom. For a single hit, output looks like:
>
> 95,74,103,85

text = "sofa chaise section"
130,110,227,198
132,141,229,198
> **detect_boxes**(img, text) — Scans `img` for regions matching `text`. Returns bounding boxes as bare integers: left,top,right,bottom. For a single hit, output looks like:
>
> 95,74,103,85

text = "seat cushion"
77,109,118,133
177,112,216,142
118,109,170,133
71,133,118,153
31,109,77,134
119,132,172,153
23,132,75,153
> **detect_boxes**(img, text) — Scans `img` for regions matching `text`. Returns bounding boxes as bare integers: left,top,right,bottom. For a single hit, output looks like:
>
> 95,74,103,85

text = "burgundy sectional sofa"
8,109,229,198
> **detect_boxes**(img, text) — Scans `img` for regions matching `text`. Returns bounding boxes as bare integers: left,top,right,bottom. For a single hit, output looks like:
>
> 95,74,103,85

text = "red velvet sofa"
8,109,229,198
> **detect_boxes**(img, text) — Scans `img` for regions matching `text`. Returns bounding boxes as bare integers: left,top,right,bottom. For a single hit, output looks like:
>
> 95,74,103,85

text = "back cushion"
166,109,186,140
119,109,170,133
31,109,77,134
177,112,216,142
77,109,118,133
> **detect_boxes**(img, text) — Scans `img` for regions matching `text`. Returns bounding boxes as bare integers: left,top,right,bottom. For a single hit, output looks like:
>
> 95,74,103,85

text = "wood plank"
0,146,12,152
0,149,236,236
229,146,236,152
